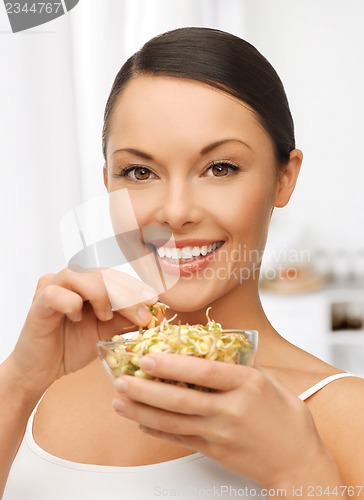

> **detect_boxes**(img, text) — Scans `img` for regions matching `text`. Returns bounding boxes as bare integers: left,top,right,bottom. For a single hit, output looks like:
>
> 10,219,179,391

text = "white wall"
0,0,247,361
1,0,363,362
0,12,82,360
243,0,364,257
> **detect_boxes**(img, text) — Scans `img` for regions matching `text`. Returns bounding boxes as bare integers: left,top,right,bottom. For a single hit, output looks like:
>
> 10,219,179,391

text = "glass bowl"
97,329,258,390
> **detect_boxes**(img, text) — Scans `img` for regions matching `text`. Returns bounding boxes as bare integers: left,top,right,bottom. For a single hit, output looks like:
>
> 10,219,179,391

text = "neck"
164,279,280,363
167,278,261,322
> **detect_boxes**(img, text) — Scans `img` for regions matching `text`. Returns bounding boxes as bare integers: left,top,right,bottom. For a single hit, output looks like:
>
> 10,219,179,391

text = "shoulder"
272,344,364,445
306,373,364,419
265,340,347,397
306,374,364,487
306,372,364,426
266,342,364,485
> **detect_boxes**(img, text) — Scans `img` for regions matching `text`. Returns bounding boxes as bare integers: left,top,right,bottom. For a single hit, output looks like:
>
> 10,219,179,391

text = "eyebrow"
110,138,252,160
110,148,154,160
200,138,252,155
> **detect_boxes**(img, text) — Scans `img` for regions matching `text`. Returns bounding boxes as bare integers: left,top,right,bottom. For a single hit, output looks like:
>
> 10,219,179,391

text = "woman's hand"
112,354,341,489
7,268,158,397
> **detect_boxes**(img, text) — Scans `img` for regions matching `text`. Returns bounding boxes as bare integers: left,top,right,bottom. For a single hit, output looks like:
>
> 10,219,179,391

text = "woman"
1,27,363,499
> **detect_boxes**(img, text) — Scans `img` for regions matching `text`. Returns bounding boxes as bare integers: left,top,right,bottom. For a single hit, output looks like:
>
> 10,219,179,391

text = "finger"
33,296,151,342
49,268,157,325
30,285,84,325
31,283,152,339
32,274,55,303
139,425,205,451
99,268,159,325
138,353,252,391
115,302,154,328
114,376,216,416
101,268,158,310
112,397,204,436
96,306,153,341
45,268,113,321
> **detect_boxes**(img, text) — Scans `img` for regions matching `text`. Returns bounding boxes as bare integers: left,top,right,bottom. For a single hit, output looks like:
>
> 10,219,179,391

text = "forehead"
106,75,272,159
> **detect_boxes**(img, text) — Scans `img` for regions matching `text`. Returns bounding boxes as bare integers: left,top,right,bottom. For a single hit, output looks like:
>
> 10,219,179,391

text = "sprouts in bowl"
97,305,258,390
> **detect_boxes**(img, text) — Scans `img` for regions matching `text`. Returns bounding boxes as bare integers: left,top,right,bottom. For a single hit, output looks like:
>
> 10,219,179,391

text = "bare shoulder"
306,372,364,428
305,374,364,488
267,340,364,486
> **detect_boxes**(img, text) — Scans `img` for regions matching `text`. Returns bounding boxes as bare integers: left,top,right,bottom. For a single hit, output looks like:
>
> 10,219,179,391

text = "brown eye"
115,165,157,181
207,161,240,177
134,167,151,180
211,163,230,177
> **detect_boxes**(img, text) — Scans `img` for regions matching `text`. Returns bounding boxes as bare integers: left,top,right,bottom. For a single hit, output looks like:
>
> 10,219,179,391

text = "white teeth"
155,242,222,260
157,247,165,258
181,247,193,259
171,248,179,259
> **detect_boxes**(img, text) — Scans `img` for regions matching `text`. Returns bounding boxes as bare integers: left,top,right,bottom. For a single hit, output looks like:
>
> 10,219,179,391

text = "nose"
154,178,203,231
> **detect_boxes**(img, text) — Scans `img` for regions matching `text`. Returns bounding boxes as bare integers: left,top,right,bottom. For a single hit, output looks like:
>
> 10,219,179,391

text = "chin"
158,279,228,314
159,291,207,313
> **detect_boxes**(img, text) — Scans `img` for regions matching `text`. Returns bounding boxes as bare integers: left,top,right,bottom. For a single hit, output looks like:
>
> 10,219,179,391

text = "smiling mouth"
150,241,225,263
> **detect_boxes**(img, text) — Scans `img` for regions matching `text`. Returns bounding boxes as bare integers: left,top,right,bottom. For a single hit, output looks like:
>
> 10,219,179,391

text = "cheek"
221,180,275,245
245,189,273,226
126,189,160,227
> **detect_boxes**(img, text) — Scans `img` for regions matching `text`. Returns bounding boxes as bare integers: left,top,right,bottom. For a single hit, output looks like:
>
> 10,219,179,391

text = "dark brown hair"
102,27,295,166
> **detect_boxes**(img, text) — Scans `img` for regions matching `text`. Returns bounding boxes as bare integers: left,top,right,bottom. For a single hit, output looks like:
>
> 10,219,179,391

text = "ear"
103,163,108,190
274,149,303,208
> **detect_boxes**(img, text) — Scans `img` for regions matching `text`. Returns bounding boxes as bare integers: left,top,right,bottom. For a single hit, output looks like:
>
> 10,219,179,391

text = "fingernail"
112,398,125,413
104,308,114,321
140,356,156,372
115,377,128,393
140,289,157,302
73,311,82,322
137,306,152,323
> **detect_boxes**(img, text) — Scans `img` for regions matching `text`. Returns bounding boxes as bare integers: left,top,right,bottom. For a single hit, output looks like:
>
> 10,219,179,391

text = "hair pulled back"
102,27,295,166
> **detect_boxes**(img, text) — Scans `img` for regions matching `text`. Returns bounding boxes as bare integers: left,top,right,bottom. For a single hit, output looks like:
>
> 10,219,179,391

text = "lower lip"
153,243,224,277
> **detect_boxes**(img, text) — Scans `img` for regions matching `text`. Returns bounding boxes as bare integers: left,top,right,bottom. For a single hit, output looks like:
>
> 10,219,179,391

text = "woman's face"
105,75,299,312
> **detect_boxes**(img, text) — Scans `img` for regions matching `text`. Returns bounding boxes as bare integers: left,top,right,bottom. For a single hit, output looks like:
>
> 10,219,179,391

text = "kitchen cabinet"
260,284,364,377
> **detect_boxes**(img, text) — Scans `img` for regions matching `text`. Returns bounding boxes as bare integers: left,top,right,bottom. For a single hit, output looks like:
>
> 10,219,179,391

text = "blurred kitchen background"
0,0,363,372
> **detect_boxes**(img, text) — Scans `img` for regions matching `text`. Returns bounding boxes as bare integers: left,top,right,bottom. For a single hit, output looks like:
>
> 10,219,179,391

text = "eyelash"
113,160,241,181
114,165,156,180
207,160,241,176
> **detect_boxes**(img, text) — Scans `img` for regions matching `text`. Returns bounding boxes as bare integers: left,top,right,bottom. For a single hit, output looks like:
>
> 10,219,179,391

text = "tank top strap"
298,373,358,401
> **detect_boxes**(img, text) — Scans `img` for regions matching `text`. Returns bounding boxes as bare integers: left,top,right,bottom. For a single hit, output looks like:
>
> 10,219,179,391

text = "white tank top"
3,373,356,500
